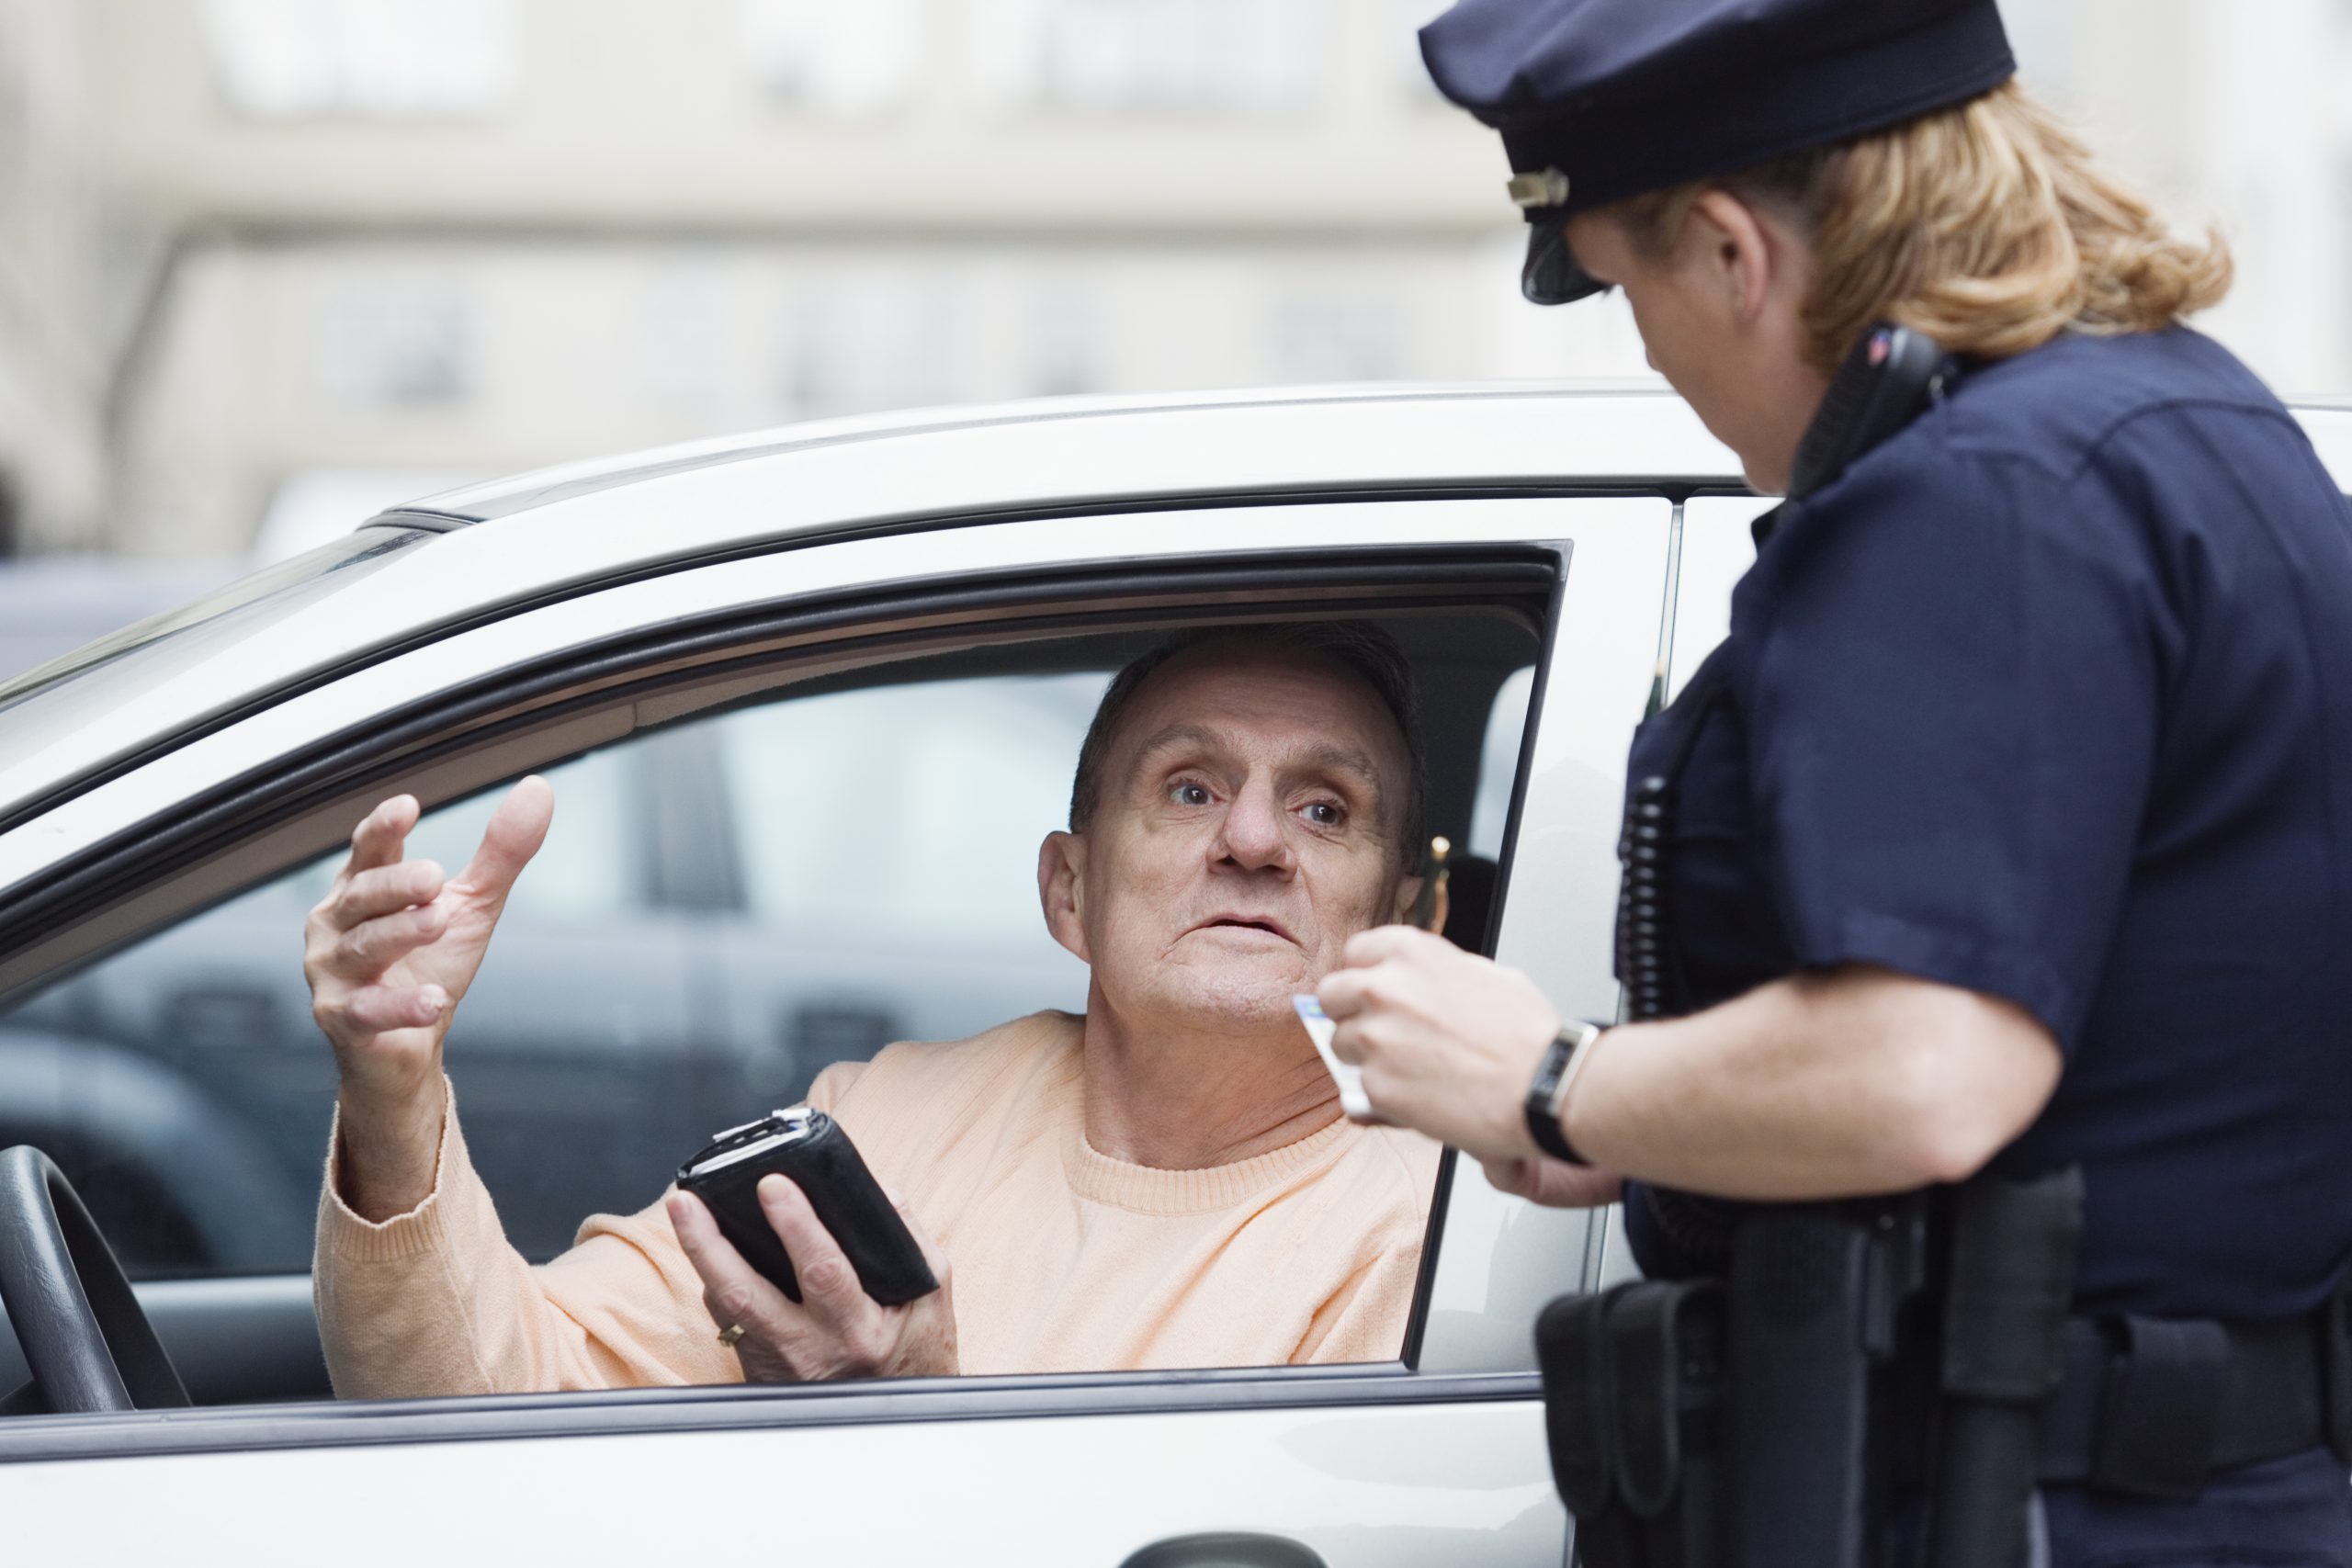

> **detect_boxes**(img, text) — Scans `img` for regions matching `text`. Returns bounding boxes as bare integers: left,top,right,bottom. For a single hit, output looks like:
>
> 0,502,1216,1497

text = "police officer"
1317,1,2352,1562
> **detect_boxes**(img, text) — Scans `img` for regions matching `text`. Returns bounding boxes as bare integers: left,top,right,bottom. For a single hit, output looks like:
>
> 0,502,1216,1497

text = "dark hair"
1067,624,1427,866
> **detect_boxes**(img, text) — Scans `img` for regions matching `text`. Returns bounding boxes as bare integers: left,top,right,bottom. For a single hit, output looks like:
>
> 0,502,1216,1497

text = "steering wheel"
0,1145,189,1414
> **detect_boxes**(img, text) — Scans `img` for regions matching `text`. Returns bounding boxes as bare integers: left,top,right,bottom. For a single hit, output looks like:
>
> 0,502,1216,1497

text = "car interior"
0,555,1556,1429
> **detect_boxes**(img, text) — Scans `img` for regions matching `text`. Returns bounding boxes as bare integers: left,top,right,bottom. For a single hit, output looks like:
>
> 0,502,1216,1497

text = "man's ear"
1686,188,1775,327
1037,831,1091,963
1389,872,1425,928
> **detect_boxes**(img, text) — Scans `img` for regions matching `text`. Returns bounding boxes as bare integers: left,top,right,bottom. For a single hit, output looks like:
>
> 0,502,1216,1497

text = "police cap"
1420,0,2017,304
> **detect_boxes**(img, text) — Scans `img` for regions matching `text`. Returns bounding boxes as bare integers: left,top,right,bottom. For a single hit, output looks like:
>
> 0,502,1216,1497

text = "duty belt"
1873,1301,2352,1496
1540,1193,2352,1568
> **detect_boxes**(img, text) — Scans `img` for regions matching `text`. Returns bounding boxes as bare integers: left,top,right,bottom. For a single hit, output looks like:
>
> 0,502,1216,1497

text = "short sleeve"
1734,439,2163,1051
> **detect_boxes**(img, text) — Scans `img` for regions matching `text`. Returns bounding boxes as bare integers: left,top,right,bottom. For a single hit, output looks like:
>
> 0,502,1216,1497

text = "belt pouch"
1537,1289,1638,1568
1611,1280,1728,1568
1728,1207,1877,1568
2090,1315,2228,1500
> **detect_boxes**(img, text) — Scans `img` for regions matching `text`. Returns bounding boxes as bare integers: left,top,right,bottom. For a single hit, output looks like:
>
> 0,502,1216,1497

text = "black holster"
1724,1197,1935,1568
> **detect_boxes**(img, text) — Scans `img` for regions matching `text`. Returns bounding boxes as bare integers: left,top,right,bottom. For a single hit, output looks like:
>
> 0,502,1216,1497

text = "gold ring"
717,1323,747,1348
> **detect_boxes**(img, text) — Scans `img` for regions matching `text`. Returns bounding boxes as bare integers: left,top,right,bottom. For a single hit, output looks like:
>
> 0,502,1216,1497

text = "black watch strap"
1525,1022,1602,1166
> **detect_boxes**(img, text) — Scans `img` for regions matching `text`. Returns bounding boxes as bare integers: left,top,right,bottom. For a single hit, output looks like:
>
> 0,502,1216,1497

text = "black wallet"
675,1107,939,1307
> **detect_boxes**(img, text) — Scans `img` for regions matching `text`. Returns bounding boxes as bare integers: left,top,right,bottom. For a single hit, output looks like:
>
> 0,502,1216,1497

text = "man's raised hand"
304,776,553,1218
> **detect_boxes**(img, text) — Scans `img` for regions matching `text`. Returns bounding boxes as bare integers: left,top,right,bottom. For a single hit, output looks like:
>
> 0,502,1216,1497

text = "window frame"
0,500,1661,1463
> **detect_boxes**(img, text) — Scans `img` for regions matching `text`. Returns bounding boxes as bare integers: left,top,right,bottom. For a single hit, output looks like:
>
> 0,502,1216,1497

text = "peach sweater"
315,1010,1442,1397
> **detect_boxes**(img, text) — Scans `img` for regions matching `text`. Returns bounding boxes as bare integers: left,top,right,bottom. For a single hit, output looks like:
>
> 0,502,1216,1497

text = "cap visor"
1522,220,1609,307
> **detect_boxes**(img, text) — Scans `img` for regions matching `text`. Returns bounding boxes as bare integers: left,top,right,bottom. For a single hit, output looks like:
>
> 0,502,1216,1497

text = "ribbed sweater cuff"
317,1076,463,1263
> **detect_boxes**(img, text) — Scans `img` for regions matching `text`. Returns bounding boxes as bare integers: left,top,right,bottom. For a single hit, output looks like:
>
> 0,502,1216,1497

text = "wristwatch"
1524,1021,1605,1166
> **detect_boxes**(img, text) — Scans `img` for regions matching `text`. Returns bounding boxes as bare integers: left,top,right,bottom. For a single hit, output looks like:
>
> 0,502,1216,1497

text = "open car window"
0,622,1532,1296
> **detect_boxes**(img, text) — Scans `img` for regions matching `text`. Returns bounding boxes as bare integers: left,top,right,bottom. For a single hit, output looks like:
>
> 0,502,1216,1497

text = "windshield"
0,527,429,716
0,526,433,807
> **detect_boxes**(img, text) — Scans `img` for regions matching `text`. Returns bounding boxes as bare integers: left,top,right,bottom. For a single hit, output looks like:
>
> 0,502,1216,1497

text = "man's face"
1041,646,1419,1032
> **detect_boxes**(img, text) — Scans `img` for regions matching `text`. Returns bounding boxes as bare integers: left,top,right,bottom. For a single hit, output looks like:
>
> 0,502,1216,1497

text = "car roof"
397,379,1716,525
0,384,1735,828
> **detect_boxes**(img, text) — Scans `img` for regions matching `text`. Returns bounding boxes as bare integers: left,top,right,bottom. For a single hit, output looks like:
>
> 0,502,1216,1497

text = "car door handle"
1118,1532,1328,1568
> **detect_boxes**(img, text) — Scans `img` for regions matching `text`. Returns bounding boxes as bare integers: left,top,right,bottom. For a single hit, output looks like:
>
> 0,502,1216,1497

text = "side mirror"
1118,1533,1329,1568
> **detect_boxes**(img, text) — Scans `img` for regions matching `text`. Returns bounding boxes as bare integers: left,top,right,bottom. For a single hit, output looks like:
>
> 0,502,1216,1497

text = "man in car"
306,624,1442,1395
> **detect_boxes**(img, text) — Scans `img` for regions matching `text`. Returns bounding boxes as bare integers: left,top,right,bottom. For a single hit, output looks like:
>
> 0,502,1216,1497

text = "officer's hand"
1319,926,1602,1175
667,1178,959,1384
305,778,553,1219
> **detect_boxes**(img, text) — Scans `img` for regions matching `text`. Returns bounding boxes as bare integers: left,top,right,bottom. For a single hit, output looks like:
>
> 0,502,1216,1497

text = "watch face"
1525,1029,1595,1166
1533,1032,1571,1105
1548,1052,1577,1113
1542,1026,1600,1114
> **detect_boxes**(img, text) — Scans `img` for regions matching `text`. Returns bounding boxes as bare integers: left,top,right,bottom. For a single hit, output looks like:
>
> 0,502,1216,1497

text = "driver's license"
1292,995,1373,1120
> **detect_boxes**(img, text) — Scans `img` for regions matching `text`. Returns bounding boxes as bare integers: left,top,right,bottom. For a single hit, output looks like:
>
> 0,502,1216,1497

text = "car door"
0,489,1673,1566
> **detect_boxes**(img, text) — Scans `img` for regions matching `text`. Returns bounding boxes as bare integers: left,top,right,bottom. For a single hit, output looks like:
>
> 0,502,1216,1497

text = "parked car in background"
0,385,2344,1564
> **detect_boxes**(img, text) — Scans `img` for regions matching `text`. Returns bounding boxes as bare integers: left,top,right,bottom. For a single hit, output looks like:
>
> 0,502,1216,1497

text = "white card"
1293,994,1373,1120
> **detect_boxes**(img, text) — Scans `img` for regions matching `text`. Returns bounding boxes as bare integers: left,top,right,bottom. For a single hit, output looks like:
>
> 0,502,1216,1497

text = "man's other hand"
666,1178,959,1383
305,777,553,1220
1477,1155,1624,1210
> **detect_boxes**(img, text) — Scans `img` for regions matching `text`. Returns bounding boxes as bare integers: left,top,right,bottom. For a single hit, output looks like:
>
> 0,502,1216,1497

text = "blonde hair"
1613,82,2233,375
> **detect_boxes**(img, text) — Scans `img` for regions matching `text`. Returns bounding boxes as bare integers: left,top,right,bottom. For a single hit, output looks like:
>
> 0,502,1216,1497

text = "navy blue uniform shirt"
1619,327,2352,1544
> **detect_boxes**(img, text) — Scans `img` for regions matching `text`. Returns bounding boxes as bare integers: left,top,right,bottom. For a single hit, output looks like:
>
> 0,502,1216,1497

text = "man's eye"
1303,801,1344,828
1171,782,1213,807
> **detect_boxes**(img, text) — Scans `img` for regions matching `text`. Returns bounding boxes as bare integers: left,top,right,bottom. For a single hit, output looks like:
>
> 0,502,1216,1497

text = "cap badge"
1507,168,1572,210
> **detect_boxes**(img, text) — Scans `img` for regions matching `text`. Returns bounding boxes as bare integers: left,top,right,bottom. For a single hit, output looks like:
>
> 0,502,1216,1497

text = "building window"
1029,291,1095,398
783,285,958,419
200,0,515,119
739,0,928,116
972,0,1325,115
1272,297,1402,386
319,283,471,408
1996,0,2073,93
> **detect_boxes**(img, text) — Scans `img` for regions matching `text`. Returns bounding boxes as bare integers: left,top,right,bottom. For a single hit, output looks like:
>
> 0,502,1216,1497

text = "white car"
1,385,2346,1566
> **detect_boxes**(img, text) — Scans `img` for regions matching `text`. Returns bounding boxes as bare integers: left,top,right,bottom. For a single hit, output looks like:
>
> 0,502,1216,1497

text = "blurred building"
84,0,1605,558
0,0,106,558
0,0,2346,558
2009,0,2352,401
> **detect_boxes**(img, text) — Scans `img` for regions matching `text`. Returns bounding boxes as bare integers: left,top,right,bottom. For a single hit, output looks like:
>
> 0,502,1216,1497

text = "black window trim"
0,540,1589,1463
